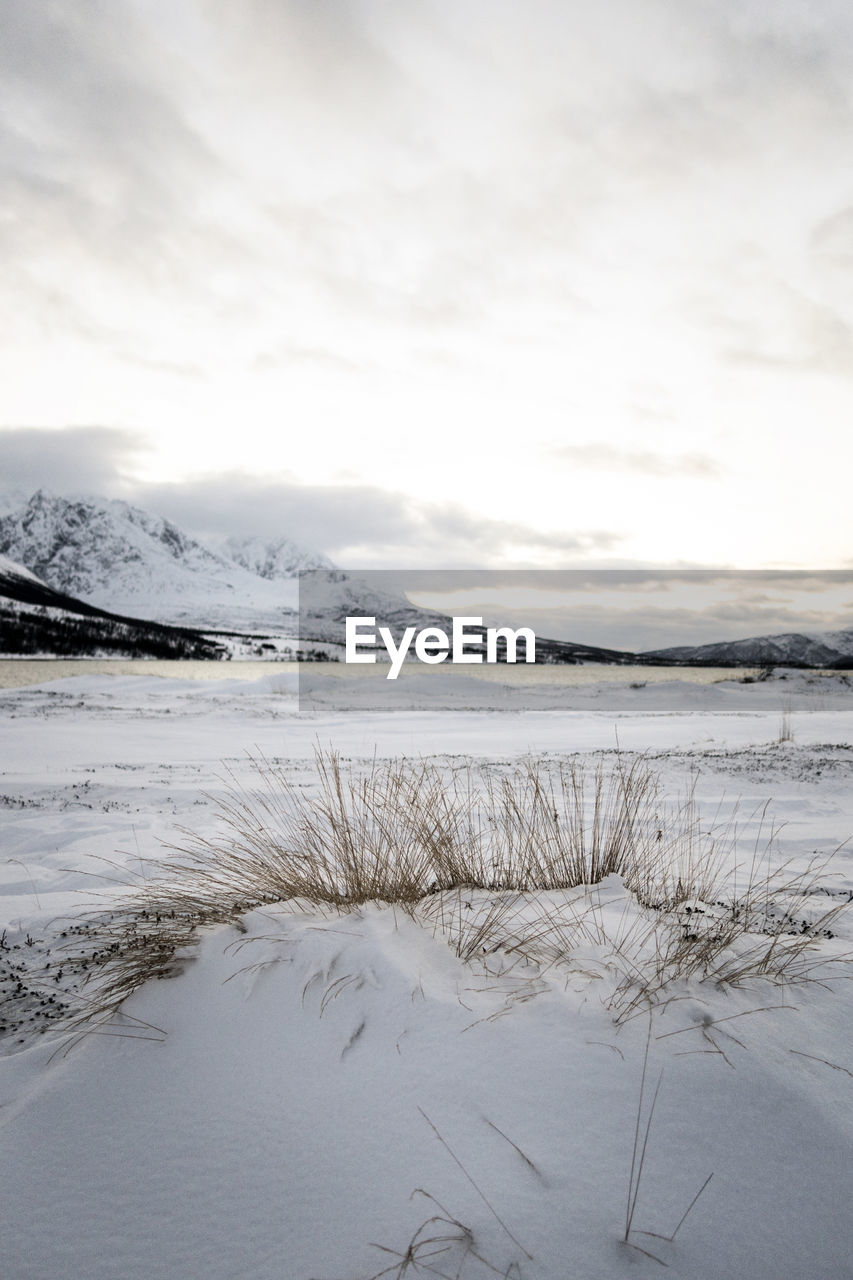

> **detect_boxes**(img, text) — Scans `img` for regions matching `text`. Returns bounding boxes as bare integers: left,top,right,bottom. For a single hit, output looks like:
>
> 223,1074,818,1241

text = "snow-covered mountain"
0,552,41,586
0,553,228,659
0,491,231,598
2,493,851,666
818,629,853,660
221,534,332,579
642,630,853,667
0,491,302,630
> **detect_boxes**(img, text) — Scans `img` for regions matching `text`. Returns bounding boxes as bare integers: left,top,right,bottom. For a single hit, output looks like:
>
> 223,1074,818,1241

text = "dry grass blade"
418,1108,533,1262
624,1019,663,1246
482,1118,543,1181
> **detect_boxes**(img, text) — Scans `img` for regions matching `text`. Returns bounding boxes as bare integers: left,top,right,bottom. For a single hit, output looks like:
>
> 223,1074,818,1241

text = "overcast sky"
3,0,853,570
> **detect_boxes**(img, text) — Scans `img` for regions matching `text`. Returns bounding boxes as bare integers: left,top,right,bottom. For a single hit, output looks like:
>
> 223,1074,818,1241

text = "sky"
2,0,853,571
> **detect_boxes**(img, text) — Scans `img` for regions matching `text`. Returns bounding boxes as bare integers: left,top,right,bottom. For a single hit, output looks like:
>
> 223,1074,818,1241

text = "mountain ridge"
221,533,332,580
0,491,303,629
640,629,853,668
0,492,850,666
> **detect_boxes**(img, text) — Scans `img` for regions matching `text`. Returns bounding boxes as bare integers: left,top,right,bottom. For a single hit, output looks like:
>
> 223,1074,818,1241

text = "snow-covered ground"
1,668,852,1280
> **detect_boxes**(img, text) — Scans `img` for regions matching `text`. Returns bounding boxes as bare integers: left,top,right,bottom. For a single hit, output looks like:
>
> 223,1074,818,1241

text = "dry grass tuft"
158,749,705,909
34,748,850,1041
778,698,794,743
356,1188,520,1280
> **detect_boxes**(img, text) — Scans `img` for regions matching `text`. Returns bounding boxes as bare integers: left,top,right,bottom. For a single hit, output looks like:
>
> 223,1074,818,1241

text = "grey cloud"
7,0,853,366
195,0,404,114
390,569,853,594
0,2,218,199
0,429,622,565
0,425,148,495
6,0,853,569
135,476,621,567
0,0,230,340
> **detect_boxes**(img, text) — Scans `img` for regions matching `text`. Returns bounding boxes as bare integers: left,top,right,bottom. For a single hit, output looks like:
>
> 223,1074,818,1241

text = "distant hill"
641,629,853,668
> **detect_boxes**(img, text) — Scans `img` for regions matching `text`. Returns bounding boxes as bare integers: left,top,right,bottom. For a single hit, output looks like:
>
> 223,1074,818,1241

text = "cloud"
2,2,853,570
135,475,622,567
811,205,853,267
7,0,853,357
0,0,229,345
0,428,623,565
399,568,853,594
0,425,148,496
707,262,853,379
548,444,723,478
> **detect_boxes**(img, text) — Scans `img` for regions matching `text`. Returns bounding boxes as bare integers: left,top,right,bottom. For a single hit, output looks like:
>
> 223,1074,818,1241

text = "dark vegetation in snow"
0,563,227,659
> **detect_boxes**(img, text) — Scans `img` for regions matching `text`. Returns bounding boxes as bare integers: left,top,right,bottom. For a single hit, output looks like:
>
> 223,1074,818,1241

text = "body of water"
0,657,784,690
0,658,298,688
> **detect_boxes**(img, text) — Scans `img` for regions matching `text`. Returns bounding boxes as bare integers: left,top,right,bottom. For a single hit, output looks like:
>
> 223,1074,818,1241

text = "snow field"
1,670,852,1279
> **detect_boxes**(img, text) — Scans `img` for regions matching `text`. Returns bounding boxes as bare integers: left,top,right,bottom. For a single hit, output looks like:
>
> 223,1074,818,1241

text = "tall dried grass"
52,748,849,1037
159,751,681,907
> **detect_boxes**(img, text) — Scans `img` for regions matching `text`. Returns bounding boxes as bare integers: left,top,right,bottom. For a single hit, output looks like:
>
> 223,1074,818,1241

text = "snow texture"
221,533,333,579
0,667,852,1279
